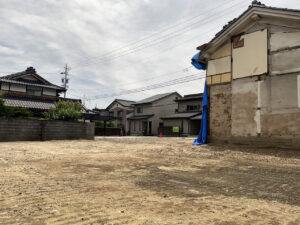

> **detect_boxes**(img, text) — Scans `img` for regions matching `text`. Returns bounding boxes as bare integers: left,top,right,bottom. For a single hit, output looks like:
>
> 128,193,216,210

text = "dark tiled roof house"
0,67,81,115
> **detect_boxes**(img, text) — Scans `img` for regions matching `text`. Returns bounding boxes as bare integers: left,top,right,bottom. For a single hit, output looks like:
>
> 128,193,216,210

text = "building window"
27,86,42,96
117,111,123,117
137,106,143,113
187,104,201,112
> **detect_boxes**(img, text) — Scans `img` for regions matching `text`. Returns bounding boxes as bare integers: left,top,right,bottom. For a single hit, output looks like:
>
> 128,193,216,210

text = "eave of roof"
160,112,201,119
0,78,65,90
127,114,154,120
0,67,65,91
132,92,181,105
106,98,135,110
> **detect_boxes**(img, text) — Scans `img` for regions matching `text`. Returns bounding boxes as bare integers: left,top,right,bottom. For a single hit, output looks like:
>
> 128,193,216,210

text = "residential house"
106,99,136,134
0,67,81,116
160,93,202,136
194,1,300,148
128,92,182,136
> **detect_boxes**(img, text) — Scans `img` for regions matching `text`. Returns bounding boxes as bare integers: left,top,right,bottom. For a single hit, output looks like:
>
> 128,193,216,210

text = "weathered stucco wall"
231,77,258,136
209,83,232,137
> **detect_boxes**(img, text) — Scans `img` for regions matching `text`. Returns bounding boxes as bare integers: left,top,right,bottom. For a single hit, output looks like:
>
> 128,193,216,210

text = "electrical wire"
71,0,248,68
87,72,206,100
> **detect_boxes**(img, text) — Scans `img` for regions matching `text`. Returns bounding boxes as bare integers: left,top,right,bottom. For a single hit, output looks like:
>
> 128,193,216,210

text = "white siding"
10,84,26,92
1,83,9,90
43,88,56,96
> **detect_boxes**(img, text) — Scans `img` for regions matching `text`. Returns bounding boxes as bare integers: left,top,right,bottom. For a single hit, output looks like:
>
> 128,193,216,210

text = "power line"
87,72,206,100
69,65,194,93
71,0,248,68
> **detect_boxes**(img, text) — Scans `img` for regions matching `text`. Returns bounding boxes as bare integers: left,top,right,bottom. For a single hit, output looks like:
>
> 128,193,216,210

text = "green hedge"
0,97,32,118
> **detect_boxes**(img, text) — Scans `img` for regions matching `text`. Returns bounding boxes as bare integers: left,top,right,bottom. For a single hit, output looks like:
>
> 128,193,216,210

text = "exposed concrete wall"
231,77,258,136
209,83,232,137
0,119,94,142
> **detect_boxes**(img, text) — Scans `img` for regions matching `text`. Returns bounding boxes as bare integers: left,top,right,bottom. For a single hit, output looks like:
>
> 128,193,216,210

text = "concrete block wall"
0,118,94,142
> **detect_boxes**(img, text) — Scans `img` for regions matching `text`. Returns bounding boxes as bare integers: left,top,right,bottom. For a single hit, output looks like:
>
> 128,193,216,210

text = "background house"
0,67,82,116
128,92,181,136
106,99,136,134
160,93,202,136
195,1,300,148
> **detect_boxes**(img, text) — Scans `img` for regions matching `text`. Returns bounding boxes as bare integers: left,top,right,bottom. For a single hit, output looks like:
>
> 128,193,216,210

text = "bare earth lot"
0,137,299,225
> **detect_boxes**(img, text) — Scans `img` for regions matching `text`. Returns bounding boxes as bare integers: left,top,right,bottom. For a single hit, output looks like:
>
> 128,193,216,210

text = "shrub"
0,96,32,118
45,100,82,121
94,120,116,127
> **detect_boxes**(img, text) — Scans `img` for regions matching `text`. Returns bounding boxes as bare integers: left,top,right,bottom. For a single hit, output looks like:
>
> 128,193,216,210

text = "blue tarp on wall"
191,52,206,70
191,52,208,146
192,82,208,146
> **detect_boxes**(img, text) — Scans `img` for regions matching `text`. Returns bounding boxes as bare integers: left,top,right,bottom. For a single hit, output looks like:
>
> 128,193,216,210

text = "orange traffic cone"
160,132,163,138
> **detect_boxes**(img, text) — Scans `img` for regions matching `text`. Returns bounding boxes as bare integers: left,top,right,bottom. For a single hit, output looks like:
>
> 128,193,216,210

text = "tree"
45,100,82,121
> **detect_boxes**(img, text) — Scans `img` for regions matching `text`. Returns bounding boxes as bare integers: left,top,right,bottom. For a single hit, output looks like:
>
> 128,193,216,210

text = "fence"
95,126,121,136
0,118,94,141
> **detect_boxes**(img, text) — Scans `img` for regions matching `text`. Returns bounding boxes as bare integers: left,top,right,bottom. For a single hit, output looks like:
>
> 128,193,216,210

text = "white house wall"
10,84,26,92
1,83,9,90
43,88,56,96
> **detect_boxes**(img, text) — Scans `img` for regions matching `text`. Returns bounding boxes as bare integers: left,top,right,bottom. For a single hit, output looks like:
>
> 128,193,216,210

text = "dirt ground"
0,137,299,225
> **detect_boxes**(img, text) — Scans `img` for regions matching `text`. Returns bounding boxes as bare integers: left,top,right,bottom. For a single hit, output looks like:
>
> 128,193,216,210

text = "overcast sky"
0,0,299,109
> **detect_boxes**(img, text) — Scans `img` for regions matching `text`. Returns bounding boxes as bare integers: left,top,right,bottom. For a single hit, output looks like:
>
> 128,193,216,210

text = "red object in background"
121,131,123,136
160,132,163,138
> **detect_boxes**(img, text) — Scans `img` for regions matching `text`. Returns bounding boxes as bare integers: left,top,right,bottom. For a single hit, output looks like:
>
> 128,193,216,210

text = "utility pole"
61,64,71,98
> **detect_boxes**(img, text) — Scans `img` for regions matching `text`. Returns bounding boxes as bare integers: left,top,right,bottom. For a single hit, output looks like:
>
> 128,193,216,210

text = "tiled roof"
3,95,55,110
116,99,136,107
214,1,300,40
175,93,203,102
133,92,181,105
2,94,82,111
160,112,201,119
199,1,300,50
0,78,65,90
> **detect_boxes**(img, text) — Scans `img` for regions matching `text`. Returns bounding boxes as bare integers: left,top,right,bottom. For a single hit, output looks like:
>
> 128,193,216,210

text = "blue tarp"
191,52,208,146
192,82,208,146
191,52,206,70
